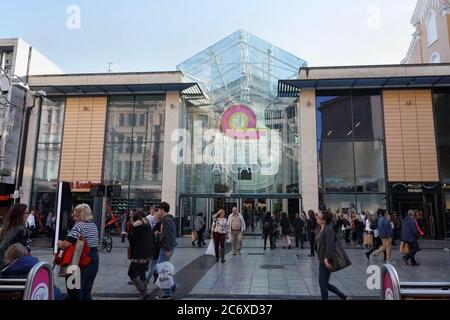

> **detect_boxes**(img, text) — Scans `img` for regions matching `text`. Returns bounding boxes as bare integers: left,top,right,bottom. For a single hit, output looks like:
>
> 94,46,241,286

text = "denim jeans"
67,247,99,300
157,248,178,297
318,263,346,300
146,259,157,281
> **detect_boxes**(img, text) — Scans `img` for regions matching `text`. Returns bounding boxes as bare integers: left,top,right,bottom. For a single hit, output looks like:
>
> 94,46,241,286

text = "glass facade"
31,97,65,216
434,92,450,184
176,30,306,233
103,95,165,212
317,91,386,214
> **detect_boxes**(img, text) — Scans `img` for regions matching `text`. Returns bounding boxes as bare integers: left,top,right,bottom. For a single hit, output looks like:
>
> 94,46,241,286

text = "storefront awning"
278,75,450,96
30,82,205,97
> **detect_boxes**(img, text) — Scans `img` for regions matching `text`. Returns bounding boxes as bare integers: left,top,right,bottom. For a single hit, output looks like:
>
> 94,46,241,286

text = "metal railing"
381,263,450,300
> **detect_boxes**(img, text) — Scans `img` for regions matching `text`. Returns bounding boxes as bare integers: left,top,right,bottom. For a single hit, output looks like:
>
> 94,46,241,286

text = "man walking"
194,212,206,248
371,209,393,262
155,202,178,300
294,213,305,249
401,210,421,266
227,207,246,255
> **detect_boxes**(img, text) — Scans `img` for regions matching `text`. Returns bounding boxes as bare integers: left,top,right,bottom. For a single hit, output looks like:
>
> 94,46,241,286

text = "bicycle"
101,227,113,252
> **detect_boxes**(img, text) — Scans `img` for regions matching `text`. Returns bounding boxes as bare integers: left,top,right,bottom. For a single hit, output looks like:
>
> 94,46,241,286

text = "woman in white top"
211,209,228,263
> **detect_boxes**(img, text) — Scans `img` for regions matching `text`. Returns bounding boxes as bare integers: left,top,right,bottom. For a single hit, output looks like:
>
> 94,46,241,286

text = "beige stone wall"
299,89,318,212
382,89,439,182
161,92,181,216
59,97,107,186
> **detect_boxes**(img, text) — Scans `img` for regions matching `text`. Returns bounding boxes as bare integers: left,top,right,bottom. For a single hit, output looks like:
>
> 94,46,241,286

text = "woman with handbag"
316,209,350,300
280,212,292,249
211,209,227,263
57,203,99,300
127,210,154,299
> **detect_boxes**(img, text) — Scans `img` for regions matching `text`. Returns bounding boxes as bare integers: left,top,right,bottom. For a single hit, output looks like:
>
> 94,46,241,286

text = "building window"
127,114,134,127
429,52,441,63
119,113,125,126
427,10,438,46
47,110,53,124
139,114,145,127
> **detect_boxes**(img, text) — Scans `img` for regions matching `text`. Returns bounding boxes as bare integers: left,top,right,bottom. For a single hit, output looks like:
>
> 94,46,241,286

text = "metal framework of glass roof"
177,30,307,113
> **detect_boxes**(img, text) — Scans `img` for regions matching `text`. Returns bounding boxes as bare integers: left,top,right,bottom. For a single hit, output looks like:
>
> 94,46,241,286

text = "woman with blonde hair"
57,203,99,300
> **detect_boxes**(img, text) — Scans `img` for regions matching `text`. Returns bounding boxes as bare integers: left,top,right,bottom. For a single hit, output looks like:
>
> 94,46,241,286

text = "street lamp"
13,86,46,203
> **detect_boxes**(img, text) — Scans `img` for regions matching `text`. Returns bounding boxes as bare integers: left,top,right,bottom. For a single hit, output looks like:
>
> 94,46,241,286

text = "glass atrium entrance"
176,30,306,235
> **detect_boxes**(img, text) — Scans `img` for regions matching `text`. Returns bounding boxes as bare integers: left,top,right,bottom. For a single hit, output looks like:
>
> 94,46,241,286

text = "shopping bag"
399,241,410,255
191,230,198,241
156,261,175,289
363,233,373,247
331,240,352,272
226,231,231,244
205,240,215,256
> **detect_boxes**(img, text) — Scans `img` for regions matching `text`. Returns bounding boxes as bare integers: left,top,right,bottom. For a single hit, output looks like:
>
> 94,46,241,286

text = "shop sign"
390,182,439,194
70,181,100,192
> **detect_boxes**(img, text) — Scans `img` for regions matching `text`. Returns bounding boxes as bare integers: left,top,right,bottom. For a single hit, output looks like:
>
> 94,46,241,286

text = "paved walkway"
31,236,450,300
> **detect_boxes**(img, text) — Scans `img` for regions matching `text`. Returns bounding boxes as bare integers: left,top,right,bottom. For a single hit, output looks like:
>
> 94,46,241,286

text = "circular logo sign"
221,104,257,134
31,283,49,300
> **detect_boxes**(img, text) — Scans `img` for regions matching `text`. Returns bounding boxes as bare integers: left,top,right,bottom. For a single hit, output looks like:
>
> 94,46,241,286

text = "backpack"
263,220,272,230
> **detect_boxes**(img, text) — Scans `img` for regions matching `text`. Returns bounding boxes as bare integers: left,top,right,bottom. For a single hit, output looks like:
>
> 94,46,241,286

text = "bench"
381,263,450,300
0,262,54,300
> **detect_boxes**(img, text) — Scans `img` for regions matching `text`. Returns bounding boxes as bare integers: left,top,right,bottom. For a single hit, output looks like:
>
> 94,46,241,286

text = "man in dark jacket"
155,202,178,300
401,210,421,266
293,213,305,249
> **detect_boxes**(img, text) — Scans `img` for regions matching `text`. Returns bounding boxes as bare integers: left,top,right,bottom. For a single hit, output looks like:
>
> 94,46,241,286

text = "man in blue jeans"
155,202,178,300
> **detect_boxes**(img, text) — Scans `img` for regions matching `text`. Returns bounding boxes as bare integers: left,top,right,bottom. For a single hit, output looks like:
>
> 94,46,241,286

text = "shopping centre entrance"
179,194,300,236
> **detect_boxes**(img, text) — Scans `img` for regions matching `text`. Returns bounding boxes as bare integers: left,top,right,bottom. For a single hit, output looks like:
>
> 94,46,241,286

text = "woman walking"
280,212,292,249
127,210,154,299
211,209,228,263
0,204,30,269
306,210,317,257
57,204,99,300
316,209,350,300
262,212,274,250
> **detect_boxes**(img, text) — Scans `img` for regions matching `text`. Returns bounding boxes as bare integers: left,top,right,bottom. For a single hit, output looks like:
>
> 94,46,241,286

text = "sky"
0,0,418,73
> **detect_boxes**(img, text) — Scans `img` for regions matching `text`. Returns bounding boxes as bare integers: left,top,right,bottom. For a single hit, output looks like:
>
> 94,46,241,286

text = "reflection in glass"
103,96,166,211
317,95,352,140
434,92,450,183
322,141,355,192
352,94,383,140
324,194,357,214
356,194,386,214
34,144,61,181
354,141,385,192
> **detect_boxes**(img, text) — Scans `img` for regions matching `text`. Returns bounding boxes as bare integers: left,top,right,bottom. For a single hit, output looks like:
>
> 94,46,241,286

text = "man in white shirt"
146,206,157,229
27,211,36,234
227,207,246,255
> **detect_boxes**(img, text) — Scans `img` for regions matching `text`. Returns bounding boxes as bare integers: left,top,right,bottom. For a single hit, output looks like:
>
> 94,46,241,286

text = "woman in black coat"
262,212,274,250
306,210,317,257
128,210,154,299
280,212,292,249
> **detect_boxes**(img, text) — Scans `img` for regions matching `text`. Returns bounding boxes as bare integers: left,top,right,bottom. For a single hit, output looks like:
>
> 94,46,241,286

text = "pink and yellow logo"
220,104,265,139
